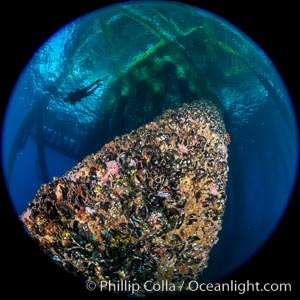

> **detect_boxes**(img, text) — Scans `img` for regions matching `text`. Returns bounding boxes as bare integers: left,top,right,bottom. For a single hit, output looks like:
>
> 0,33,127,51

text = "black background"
0,0,299,298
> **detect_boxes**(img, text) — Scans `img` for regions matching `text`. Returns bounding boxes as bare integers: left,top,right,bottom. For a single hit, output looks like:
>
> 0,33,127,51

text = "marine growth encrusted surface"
22,100,230,292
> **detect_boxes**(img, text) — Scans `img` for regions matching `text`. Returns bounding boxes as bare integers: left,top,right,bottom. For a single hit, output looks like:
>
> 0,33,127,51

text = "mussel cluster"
22,100,229,292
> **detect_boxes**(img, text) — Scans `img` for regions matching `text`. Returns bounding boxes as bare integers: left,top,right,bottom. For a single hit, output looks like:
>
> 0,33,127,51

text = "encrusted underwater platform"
22,100,229,292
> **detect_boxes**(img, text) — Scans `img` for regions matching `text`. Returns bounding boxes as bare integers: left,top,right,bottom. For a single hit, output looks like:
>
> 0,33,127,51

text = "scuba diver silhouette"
66,78,102,105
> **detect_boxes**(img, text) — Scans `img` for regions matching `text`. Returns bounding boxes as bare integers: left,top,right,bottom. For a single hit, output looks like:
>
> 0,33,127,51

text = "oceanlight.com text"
188,280,292,294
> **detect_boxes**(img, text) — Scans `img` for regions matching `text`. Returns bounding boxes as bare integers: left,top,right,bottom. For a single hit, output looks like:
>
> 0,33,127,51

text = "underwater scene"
1,0,298,293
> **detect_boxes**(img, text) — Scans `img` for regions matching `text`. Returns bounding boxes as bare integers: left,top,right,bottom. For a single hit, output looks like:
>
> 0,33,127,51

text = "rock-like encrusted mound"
22,100,230,292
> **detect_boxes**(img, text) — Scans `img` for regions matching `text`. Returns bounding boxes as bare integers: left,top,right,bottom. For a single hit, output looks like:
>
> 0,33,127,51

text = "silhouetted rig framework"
22,100,230,293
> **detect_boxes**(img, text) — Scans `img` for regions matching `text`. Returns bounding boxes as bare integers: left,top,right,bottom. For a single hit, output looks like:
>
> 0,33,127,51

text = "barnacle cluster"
22,100,230,292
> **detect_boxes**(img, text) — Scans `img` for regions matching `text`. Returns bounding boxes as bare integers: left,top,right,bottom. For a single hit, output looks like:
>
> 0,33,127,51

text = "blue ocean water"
1,1,298,282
